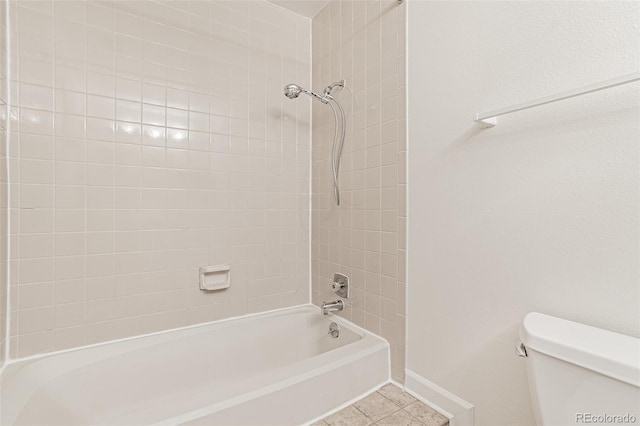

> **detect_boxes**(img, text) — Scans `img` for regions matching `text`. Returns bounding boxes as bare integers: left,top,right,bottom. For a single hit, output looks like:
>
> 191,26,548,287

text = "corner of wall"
404,370,475,426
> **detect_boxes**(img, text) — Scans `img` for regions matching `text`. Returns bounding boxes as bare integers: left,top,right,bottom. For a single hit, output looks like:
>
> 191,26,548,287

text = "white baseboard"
404,370,474,426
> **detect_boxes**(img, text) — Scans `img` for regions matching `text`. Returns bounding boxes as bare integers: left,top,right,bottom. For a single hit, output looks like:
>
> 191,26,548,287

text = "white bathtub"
0,305,389,425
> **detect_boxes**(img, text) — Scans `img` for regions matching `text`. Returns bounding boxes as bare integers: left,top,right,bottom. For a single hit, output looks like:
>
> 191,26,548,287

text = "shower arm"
302,88,329,104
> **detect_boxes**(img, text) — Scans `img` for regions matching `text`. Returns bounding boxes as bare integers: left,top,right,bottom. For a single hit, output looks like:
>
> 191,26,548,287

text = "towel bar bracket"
475,116,497,128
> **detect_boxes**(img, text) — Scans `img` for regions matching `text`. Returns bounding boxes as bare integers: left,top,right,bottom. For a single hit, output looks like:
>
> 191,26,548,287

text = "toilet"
519,312,640,426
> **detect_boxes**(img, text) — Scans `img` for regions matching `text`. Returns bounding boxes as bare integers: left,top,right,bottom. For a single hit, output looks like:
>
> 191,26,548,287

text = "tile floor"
313,383,449,426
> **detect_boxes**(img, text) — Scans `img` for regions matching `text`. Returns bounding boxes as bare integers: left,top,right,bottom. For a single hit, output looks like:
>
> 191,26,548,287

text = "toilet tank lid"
520,312,640,388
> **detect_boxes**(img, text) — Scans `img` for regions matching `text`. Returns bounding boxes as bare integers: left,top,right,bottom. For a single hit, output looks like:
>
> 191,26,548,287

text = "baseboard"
404,370,474,426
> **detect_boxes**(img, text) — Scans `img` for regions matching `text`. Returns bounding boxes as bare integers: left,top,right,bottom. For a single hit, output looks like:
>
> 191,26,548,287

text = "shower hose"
326,94,346,206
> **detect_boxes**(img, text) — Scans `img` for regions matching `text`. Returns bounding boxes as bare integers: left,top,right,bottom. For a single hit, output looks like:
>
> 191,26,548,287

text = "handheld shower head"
283,84,328,104
284,84,302,99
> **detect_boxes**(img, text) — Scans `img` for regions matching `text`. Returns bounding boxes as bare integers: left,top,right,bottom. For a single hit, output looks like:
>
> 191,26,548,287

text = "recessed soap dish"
199,265,231,291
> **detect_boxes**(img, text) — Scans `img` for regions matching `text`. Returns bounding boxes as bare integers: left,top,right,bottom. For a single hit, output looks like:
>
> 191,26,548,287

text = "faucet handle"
332,273,349,298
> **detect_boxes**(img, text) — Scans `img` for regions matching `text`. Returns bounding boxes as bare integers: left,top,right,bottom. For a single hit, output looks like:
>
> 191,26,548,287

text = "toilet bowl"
519,312,640,426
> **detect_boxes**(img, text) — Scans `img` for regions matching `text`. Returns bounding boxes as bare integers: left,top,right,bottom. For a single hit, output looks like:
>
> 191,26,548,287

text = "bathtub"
0,305,389,425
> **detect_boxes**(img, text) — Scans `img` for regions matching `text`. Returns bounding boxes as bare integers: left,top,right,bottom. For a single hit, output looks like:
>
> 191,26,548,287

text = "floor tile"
353,391,401,421
403,401,449,426
318,384,449,426
324,405,372,426
377,408,426,426
378,383,418,407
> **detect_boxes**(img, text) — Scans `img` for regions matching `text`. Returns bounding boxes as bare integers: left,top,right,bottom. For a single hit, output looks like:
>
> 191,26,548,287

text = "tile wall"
7,0,311,358
311,0,407,382
0,0,8,368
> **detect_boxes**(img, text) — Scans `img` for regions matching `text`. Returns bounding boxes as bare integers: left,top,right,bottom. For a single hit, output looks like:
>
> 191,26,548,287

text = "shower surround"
0,0,408,386
311,0,407,382
4,0,311,359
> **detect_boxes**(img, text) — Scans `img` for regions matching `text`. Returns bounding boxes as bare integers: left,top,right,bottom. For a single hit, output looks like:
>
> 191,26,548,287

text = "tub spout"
321,300,344,315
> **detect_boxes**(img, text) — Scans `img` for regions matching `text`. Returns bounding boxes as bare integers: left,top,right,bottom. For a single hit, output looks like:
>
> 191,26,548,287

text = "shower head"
284,84,302,99
284,83,328,104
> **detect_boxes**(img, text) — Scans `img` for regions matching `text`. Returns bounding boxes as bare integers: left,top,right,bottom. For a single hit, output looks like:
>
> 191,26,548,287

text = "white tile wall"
311,0,407,382
0,0,8,369
7,0,311,358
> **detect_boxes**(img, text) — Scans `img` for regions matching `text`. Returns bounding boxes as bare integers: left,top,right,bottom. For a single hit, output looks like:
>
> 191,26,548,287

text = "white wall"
407,2,639,425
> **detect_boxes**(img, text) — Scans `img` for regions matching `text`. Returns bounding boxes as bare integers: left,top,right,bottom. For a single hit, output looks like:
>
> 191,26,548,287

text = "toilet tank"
520,313,640,426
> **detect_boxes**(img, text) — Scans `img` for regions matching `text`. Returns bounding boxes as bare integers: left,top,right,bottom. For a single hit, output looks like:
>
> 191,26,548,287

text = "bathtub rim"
1,303,384,373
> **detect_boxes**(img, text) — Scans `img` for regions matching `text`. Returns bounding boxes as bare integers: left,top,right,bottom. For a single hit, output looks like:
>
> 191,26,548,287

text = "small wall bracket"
515,340,528,358
474,116,497,128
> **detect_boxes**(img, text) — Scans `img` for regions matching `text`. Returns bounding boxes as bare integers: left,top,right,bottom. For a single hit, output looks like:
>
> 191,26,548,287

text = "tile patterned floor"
313,384,449,426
